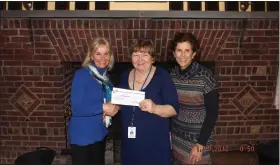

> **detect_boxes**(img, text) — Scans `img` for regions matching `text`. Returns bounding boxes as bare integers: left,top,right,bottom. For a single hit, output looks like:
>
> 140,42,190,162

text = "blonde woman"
69,37,120,165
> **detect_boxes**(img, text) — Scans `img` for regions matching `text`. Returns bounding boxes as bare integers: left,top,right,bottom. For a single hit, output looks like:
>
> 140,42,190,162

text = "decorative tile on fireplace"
232,85,262,117
9,85,41,118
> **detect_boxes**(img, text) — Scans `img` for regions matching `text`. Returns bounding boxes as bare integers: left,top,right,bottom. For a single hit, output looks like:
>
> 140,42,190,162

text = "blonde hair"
82,37,114,71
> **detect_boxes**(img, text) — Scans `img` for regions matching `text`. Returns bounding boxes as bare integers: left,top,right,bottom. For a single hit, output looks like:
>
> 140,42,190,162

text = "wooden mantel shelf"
1,10,279,19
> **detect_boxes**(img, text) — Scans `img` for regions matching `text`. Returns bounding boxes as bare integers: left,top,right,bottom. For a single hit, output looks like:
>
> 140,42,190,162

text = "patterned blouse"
170,61,218,164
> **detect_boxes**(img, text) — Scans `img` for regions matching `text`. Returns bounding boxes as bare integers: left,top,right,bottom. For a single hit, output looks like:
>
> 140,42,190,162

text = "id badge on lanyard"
128,126,136,138
128,67,151,139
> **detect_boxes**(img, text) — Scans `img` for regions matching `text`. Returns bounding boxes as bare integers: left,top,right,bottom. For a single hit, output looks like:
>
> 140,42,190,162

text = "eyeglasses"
132,52,151,60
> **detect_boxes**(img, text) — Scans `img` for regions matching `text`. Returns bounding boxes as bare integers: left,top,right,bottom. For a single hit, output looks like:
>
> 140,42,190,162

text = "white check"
111,87,145,106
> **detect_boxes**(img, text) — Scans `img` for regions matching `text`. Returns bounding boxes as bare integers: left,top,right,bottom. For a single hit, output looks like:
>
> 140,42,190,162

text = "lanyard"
130,67,152,126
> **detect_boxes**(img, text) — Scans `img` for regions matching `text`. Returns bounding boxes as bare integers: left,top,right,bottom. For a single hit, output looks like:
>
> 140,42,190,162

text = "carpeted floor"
211,151,259,165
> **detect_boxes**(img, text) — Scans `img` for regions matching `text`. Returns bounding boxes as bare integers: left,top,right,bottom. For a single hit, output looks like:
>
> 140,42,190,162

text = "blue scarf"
86,63,113,127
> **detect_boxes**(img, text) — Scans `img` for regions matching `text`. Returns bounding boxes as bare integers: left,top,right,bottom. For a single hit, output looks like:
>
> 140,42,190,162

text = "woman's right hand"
103,102,120,117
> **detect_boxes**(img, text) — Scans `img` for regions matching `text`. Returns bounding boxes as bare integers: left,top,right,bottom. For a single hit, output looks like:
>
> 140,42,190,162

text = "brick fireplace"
0,12,279,164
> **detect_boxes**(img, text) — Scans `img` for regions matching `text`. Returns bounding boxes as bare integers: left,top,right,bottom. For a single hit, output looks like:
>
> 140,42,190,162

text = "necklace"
133,67,152,90
136,80,144,83
130,66,152,127
132,67,153,83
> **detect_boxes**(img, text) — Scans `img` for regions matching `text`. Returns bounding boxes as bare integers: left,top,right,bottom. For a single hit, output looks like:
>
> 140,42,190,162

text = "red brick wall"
0,19,279,164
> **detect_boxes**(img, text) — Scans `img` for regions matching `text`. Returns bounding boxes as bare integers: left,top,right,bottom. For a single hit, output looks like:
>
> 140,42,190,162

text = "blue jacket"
68,67,108,146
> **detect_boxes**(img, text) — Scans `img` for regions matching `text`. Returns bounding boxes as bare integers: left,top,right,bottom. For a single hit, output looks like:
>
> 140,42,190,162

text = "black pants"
71,140,106,165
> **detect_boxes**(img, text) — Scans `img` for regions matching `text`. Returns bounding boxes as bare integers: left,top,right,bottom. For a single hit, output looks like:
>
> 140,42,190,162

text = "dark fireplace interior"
62,61,216,163
62,61,215,163
108,61,216,163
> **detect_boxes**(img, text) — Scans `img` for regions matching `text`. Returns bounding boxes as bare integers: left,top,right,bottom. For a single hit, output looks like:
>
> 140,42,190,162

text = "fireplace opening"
60,61,216,164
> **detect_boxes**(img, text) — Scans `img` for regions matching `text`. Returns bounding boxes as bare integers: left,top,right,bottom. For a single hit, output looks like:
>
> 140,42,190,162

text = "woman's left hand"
188,144,203,164
139,99,156,113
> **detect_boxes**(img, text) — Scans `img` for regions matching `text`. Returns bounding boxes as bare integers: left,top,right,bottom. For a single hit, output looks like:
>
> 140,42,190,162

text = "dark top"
118,66,179,165
199,89,219,145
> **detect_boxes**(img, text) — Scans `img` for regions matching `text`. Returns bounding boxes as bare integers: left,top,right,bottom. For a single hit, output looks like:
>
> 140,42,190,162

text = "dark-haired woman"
169,32,219,165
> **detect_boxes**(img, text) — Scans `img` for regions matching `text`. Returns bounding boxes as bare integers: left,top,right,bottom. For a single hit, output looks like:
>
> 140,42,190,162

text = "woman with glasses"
118,39,179,165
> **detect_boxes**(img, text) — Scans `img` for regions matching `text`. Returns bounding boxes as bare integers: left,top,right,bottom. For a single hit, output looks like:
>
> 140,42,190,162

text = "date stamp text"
196,145,229,152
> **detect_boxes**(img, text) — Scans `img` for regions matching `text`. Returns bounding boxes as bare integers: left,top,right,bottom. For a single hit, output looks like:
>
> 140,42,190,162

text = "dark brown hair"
130,39,155,59
169,32,199,53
